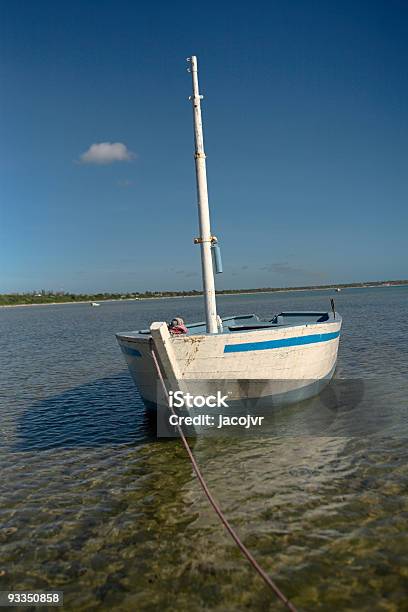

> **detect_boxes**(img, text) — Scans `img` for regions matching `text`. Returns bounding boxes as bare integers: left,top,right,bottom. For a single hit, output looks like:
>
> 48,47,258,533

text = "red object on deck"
168,317,187,335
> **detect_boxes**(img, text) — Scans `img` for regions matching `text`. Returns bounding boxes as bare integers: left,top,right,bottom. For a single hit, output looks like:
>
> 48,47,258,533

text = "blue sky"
1,0,407,293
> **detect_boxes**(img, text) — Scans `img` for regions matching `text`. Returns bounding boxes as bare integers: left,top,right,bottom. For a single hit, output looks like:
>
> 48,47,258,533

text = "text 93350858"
0,592,63,607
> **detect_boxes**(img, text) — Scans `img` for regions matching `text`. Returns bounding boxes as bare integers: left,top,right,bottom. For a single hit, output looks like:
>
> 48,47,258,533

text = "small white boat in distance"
116,56,342,412
91,302,100,307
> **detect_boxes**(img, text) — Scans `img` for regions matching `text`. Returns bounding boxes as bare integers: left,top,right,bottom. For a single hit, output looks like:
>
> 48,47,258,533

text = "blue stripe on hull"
224,330,340,353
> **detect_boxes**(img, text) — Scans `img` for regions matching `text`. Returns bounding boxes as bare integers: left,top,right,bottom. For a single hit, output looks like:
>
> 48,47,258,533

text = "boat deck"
131,311,340,337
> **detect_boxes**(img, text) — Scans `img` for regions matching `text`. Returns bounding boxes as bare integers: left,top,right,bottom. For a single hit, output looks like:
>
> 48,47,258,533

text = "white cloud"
79,142,135,165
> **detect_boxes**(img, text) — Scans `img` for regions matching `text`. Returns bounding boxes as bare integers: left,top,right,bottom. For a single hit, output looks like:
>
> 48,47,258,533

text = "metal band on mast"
187,55,218,334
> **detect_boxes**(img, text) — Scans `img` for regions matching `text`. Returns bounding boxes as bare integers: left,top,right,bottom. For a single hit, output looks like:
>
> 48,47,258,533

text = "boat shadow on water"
13,372,158,452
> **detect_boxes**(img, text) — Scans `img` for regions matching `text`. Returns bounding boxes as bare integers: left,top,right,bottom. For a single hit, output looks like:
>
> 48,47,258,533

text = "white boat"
91,302,100,307
116,56,342,415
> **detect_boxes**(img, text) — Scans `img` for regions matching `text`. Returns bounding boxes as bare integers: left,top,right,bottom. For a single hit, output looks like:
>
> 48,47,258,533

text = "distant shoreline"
1,281,406,308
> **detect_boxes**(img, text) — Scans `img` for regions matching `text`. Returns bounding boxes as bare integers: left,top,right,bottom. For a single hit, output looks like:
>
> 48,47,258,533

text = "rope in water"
149,343,298,612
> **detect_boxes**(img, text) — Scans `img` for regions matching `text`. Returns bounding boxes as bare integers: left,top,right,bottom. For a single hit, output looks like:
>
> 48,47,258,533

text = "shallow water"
1,287,407,610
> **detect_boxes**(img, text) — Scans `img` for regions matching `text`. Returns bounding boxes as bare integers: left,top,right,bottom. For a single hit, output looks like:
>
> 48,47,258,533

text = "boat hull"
116,313,342,412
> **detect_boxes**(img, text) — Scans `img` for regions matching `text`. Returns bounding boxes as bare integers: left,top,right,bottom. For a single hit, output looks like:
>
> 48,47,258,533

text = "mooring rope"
149,343,298,612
